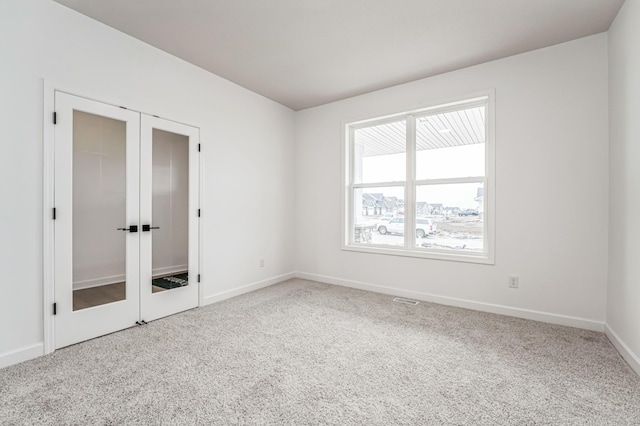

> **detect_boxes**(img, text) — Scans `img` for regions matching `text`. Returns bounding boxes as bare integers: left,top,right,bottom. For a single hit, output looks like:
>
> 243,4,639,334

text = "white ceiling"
53,0,624,111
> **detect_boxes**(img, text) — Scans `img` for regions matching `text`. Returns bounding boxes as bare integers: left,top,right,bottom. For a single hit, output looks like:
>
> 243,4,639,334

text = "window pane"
353,186,404,247
353,120,406,184
416,106,485,180
416,183,484,252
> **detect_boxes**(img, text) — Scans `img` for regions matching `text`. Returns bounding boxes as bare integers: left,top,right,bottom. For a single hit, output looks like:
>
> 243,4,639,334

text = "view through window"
345,95,493,262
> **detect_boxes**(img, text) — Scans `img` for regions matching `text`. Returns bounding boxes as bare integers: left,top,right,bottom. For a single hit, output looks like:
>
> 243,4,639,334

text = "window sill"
342,243,495,265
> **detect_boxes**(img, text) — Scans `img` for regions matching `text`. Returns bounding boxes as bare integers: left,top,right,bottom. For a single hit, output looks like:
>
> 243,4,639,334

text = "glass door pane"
139,115,199,323
72,111,127,310
150,129,190,293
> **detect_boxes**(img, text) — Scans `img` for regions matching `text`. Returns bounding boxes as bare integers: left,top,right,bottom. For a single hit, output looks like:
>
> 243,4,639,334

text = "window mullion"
352,181,407,189
414,176,484,186
405,115,416,249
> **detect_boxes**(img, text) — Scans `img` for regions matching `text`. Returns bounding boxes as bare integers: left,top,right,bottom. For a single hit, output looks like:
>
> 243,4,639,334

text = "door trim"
43,80,55,355
42,82,204,355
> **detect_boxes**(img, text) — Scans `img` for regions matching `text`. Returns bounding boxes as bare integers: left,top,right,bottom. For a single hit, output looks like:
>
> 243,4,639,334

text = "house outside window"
343,93,495,264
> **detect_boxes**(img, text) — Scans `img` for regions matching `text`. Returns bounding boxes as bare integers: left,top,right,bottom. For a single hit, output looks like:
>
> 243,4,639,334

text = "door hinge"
197,274,201,283
53,303,57,315
53,112,57,124
198,143,201,152
198,209,201,217
52,207,56,220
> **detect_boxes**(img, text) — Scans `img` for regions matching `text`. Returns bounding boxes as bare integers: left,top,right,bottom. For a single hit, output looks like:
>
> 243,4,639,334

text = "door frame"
43,81,205,355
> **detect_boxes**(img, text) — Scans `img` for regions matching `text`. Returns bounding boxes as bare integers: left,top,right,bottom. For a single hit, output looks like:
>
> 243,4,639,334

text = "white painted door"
140,115,200,321
54,92,141,349
54,93,200,349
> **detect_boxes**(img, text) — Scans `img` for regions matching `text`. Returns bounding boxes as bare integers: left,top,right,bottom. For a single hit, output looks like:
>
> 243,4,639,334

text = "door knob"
142,225,160,232
117,225,138,232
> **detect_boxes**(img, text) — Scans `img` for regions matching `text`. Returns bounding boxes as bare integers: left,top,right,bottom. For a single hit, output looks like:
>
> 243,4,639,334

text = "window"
343,94,494,263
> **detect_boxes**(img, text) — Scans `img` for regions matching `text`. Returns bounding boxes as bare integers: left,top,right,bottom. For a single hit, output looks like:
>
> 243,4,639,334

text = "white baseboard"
73,274,126,290
202,272,297,306
0,343,44,370
11,272,625,375
2,273,295,369
73,266,188,290
296,272,605,332
605,324,640,376
152,265,188,278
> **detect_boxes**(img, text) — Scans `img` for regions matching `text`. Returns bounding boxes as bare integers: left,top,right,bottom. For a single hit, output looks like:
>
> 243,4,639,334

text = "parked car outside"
458,209,479,216
377,217,437,238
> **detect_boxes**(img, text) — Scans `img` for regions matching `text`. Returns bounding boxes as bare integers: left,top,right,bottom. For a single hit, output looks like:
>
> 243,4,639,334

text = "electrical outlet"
259,258,265,268
508,276,519,289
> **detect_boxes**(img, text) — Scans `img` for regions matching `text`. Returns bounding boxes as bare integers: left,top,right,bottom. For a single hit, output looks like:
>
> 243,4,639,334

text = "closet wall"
71,122,190,291
72,111,128,289
151,129,190,279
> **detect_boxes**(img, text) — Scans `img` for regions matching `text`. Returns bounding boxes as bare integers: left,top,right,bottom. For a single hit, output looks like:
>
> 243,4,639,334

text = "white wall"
0,0,626,371
607,0,640,373
295,34,609,329
0,0,296,366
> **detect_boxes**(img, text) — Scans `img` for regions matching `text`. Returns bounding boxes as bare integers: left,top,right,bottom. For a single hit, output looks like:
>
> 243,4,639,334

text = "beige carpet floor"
1,279,639,425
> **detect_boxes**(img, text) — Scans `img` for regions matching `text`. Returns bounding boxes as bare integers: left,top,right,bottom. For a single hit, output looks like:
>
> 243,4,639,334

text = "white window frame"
342,92,495,264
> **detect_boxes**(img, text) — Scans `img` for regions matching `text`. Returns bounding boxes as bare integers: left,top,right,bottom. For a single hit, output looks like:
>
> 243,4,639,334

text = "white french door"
139,115,200,322
53,92,199,349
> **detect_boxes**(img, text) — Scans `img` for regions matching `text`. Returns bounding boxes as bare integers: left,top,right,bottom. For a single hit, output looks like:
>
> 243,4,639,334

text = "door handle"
142,225,160,232
117,225,138,233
